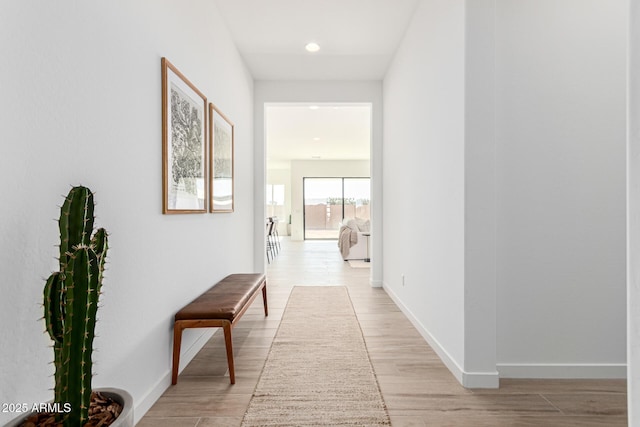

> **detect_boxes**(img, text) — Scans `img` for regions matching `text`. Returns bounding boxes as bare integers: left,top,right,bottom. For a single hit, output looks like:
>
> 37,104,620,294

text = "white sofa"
338,218,370,260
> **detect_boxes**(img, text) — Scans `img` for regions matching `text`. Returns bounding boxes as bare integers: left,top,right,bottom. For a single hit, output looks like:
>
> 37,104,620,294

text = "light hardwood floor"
139,238,627,426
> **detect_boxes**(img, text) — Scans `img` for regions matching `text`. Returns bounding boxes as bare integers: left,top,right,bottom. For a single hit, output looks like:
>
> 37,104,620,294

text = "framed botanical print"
209,103,234,213
161,57,208,214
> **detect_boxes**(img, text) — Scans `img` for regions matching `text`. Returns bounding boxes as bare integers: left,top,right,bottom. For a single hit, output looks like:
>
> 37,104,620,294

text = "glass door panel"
343,178,371,221
303,178,342,239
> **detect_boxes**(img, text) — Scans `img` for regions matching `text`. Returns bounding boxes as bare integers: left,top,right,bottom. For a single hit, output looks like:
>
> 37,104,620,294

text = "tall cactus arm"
44,272,65,403
91,228,108,295
44,272,64,344
91,228,108,261
61,246,99,427
59,187,94,270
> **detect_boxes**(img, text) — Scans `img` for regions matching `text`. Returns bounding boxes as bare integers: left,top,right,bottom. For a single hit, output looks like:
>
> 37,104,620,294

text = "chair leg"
266,219,276,261
269,237,275,255
274,226,281,251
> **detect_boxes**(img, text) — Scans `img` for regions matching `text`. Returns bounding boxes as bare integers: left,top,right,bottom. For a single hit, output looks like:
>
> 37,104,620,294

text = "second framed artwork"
209,103,234,213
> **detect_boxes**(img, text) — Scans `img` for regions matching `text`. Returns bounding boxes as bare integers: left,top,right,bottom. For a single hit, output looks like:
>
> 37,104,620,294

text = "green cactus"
44,186,108,427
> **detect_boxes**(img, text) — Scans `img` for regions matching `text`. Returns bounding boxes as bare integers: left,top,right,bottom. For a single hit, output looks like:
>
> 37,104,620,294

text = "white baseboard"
370,279,383,288
133,329,216,424
382,283,499,389
463,371,500,388
133,371,170,424
498,363,627,379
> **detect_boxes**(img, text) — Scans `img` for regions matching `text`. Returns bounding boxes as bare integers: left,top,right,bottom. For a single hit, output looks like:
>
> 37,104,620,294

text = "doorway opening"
265,103,372,244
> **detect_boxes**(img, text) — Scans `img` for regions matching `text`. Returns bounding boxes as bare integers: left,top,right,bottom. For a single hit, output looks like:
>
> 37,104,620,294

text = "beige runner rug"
241,286,391,426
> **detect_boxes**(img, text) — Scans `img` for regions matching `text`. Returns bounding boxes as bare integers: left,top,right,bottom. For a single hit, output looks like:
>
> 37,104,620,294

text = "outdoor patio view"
304,177,370,239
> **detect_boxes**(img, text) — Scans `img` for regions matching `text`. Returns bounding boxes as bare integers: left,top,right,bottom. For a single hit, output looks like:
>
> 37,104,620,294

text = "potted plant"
6,186,133,427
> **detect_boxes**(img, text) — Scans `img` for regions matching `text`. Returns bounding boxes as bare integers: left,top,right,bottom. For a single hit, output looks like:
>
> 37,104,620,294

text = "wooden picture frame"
161,57,208,214
209,103,234,213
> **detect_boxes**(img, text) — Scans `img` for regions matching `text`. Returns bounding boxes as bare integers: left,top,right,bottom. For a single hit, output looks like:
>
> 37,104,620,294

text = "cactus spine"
44,186,108,426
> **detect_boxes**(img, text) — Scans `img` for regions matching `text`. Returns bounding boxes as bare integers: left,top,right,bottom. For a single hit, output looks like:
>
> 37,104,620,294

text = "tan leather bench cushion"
174,273,266,322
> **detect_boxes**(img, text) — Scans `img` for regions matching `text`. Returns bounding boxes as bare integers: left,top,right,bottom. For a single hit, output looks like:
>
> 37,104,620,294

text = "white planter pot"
3,388,133,427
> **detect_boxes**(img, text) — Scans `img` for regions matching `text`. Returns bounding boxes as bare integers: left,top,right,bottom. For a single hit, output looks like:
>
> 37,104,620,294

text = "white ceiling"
266,103,372,169
213,0,418,167
214,0,420,81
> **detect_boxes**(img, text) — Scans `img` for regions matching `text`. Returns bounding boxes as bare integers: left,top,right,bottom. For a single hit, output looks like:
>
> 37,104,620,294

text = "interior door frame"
254,82,382,288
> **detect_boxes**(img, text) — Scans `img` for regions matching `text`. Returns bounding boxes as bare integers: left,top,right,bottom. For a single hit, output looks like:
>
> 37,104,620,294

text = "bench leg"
262,282,269,317
223,321,235,384
172,322,184,385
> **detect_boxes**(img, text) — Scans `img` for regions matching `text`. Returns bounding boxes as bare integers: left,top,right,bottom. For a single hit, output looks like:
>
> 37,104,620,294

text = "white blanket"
338,225,358,259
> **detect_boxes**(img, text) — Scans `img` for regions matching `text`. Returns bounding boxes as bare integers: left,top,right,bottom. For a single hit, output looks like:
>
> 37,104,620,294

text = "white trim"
463,371,499,388
370,279,383,288
498,363,627,379
133,329,216,423
383,283,499,388
133,371,169,424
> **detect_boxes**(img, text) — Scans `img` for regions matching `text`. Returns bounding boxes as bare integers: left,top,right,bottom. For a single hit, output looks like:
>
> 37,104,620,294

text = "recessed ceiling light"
309,105,319,110
305,42,320,53
313,137,321,141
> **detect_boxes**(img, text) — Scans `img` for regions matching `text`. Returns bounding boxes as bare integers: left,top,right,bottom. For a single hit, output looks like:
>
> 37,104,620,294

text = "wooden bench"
172,273,268,385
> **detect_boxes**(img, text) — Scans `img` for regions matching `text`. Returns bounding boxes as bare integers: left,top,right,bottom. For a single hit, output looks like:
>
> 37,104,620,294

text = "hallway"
139,238,627,426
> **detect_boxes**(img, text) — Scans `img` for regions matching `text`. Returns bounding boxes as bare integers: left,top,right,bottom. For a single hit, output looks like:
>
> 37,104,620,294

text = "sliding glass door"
303,177,370,240
344,178,371,221
303,178,342,239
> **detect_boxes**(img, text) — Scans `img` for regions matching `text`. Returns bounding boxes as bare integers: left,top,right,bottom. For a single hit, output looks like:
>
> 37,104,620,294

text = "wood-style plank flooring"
138,238,627,426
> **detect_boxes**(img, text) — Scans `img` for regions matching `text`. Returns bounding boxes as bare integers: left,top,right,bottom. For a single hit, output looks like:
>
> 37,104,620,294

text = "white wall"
383,0,626,388
629,0,639,423
0,1,254,423
495,0,627,378
254,81,383,286
464,0,498,384
383,0,469,383
289,160,371,240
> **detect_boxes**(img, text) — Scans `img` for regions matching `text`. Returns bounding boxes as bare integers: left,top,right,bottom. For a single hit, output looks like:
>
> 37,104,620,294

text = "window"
267,184,286,219
303,177,370,240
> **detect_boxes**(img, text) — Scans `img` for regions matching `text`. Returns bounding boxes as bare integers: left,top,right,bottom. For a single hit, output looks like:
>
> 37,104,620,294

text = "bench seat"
172,273,268,385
